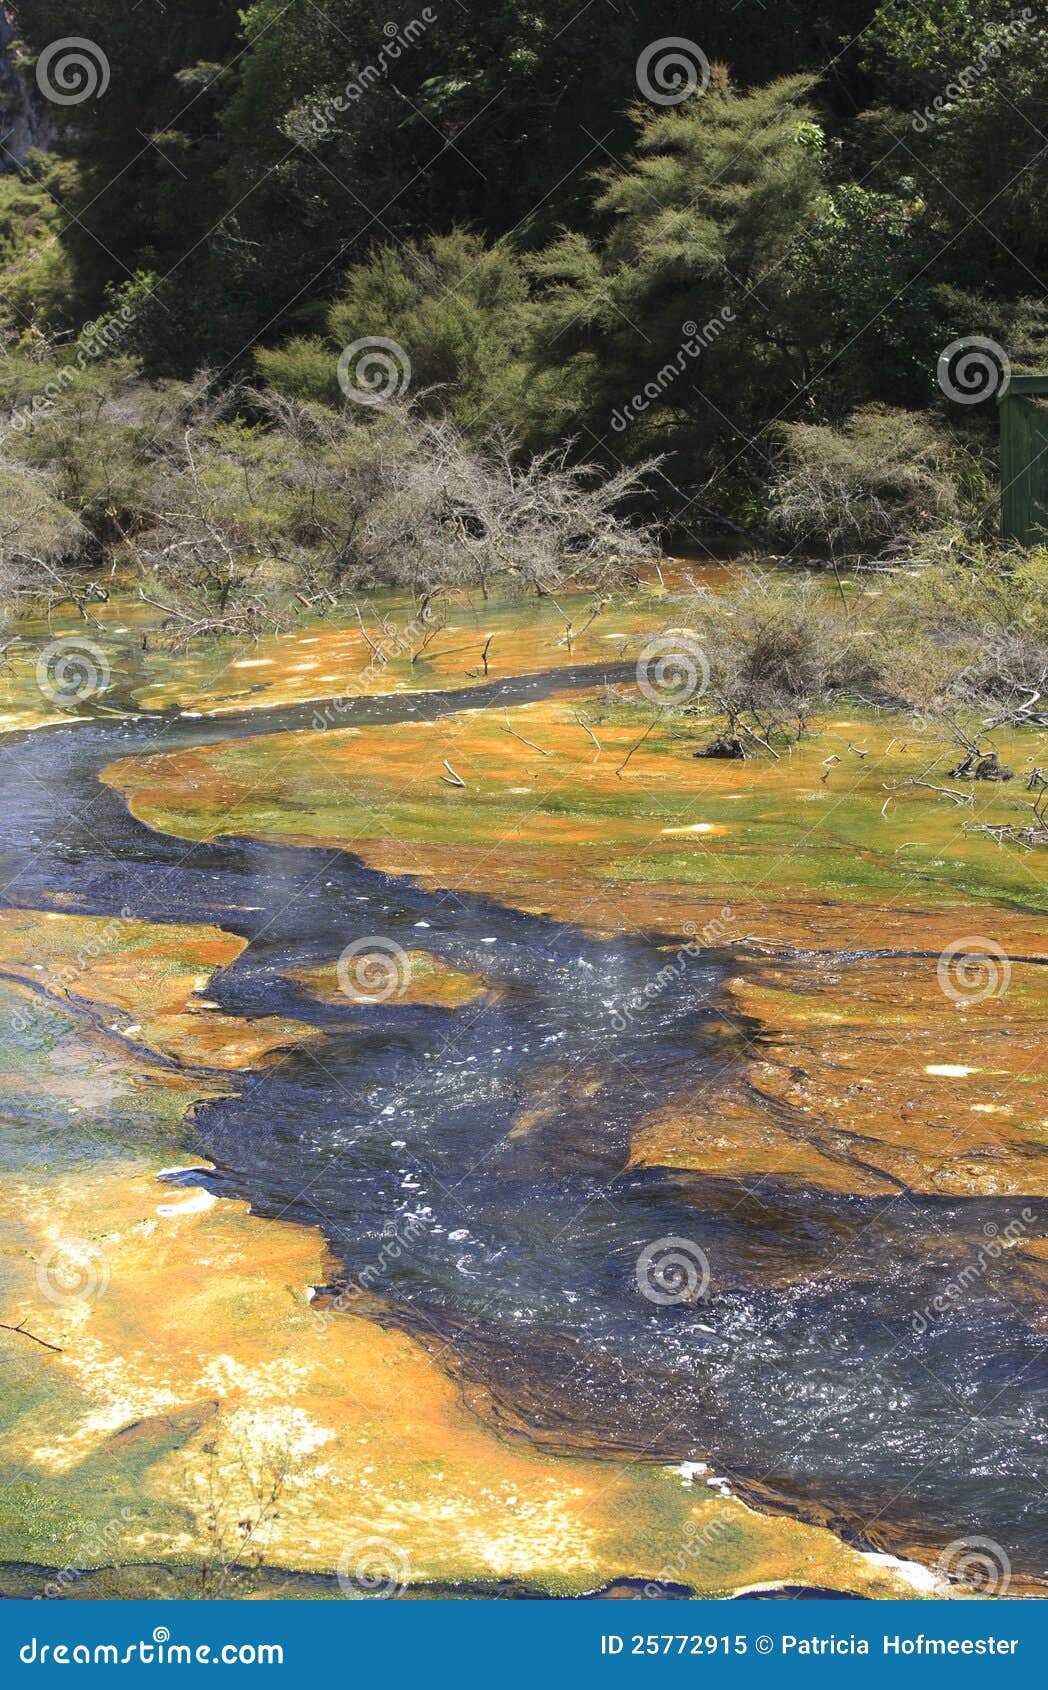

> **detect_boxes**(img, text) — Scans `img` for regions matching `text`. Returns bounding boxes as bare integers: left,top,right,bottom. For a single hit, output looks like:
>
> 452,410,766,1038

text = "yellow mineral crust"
1,1158,942,1597
0,908,317,1071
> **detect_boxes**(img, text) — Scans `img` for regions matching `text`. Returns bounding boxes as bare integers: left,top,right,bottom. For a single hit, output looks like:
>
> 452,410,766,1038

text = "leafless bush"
0,458,90,621
769,406,984,558
686,574,875,753
872,549,1048,729
121,391,657,639
258,397,658,597
188,1415,297,1600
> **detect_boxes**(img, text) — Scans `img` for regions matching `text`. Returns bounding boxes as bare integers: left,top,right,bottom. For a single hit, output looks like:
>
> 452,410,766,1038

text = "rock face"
0,7,52,170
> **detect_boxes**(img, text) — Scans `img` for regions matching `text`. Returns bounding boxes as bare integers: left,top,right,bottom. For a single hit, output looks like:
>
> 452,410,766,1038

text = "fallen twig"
963,820,1048,849
0,1318,62,1353
354,603,381,659
574,711,602,751
615,716,659,778
736,718,780,761
882,779,974,807
502,715,552,756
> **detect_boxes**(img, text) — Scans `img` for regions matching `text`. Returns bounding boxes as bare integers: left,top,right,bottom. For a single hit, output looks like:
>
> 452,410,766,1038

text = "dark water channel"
1,668,1045,1584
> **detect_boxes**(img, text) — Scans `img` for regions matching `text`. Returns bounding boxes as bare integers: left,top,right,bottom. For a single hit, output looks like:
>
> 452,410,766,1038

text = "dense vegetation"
1,0,1046,729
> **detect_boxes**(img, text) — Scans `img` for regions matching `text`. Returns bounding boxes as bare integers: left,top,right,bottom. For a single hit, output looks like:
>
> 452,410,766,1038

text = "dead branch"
574,711,602,751
882,779,975,806
0,1318,62,1353
615,716,659,778
502,715,552,756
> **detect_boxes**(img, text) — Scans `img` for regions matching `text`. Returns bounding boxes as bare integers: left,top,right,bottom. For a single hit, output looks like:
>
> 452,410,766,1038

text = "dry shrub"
769,405,987,557
0,458,87,611
873,547,1048,727
685,572,875,748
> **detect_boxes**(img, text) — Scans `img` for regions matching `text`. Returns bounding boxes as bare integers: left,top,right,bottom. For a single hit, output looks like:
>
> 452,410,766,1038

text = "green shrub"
258,231,535,433
0,166,78,334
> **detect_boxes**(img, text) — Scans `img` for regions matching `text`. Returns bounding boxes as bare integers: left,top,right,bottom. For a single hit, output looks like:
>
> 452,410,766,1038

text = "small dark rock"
975,753,1014,781
695,734,746,759
948,751,1014,782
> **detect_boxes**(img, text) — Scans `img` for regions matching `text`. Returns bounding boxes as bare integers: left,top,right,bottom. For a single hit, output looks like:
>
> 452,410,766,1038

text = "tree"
528,71,824,501
257,230,535,433
9,1,239,316
867,0,1048,284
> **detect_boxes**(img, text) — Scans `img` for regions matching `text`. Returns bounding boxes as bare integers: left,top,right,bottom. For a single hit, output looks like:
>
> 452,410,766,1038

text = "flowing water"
2,672,1046,1582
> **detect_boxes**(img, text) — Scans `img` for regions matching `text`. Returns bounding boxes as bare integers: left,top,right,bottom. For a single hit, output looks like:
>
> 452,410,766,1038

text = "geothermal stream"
2,667,1045,1588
